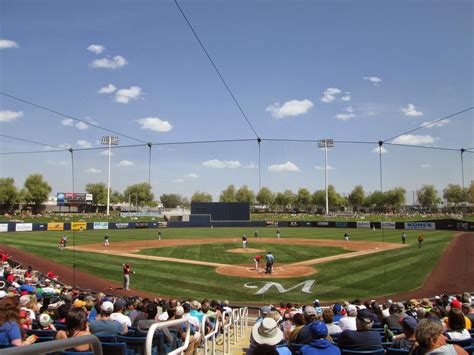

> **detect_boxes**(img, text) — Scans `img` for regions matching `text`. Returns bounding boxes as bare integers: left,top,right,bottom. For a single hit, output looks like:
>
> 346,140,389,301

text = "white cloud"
335,113,355,120
0,39,19,49
117,160,135,167
315,165,335,170
184,173,199,179
345,106,354,113
172,179,184,183
85,168,102,174
392,134,437,145
0,110,23,122
371,146,388,154
420,119,450,128
61,118,74,126
75,121,89,130
402,104,423,117
420,163,430,168
243,162,258,169
320,88,342,103
87,44,105,54
137,117,172,132
100,150,114,157
341,92,351,101
77,140,93,148
202,159,241,169
363,76,382,85
268,161,300,172
98,84,117,94
90,55,127,69
47,160,68,166
115,86,142,103
266,99,313,119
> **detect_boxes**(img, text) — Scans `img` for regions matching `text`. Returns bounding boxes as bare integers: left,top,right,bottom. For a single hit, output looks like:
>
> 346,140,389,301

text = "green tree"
123,183,154,207
256,187,274,207
274,190,295,210
0,177,19,213
235,185,255,204
469,181,474,204
85,183,107,210
23,174,52,213
219,185,236,202
160,194,183,208
327,185,345,208
191,191,213,203
443,184,469,207
110,190,124,205
312,190,326,208
384,187,406,210
296,188,312,211
365,191,385,210
348,185,365,210
417,185,441,209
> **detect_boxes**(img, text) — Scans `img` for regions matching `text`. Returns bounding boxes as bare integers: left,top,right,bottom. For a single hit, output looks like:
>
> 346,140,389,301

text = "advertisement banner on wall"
335,222,348,228
381,222,396,229
158,222,168,228
120,212,162,217
71,222,87,231
115,222,129,229
356,221,371,229
47,223,64,231
0,224,8,232
16,223,33,232
317,221,329,227
93,222,109,230
405,222,435,230
288,221,300,227
135,222,149,228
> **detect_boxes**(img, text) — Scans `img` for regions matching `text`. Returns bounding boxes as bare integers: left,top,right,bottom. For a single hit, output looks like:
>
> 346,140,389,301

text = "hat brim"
252,322,283,346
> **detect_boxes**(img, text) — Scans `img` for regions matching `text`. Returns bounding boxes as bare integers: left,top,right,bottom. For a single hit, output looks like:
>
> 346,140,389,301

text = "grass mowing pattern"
0,228,453,302
139,243,351,264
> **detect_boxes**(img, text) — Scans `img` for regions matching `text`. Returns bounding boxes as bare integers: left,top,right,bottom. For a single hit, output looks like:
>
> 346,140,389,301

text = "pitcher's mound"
227,248,266,253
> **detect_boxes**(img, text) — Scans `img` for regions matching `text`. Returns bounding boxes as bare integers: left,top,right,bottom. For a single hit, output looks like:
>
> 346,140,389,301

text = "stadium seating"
101,341,134,355
340,349,385,355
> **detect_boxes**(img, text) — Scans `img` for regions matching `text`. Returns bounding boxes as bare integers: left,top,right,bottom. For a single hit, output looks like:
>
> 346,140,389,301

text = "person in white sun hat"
247,318,290,355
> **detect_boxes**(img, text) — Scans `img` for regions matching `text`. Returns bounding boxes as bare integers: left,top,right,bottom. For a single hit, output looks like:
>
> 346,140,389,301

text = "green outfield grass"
139,242,351,264
0,227,454,303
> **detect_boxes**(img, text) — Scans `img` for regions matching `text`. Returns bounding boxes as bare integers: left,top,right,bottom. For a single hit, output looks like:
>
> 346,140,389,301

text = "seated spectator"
332,304,343,324
383,303,405,330
322,308,342,335
300,321,341,355
0,297,24,347
288,313,305,343
55,307,91,352
293,306,319,344
182,302,201,332
251,343,279,355
110,298,131,327
247,318,291,355
337,309,383,350
157,298,178,321
445,308,471,341
411,318,468,355
89,301,127,336
391,316,417,350
338,305,357,331
38,313,57,331
257,305,272,323
445,300,471,330
462,303,474,325
167,306,201,355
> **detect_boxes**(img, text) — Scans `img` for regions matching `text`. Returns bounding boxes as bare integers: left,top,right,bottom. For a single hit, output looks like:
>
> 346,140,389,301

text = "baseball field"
0,227,471,303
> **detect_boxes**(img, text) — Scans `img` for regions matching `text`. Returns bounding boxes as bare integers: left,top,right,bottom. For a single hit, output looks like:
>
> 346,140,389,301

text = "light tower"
101,136,119,215
317,139,335,215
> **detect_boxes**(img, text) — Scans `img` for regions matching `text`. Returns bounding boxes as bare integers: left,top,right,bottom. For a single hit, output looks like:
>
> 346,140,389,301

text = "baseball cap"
176,306,184,316
74,300,87,308
451,299,462,309
101,301,114,313
400,316,417,331
304,306,317,317
19,295,31,306
357,309,374,323
346,305,357,313
333,304,342,314
313,299,321,307
39,313,53,327
0,291,7,299
182,303,191,311
309,321,328,339
261,305,272,315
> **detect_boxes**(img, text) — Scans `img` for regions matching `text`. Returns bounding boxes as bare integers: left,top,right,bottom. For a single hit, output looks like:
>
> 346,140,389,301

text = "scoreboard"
57,193,93,206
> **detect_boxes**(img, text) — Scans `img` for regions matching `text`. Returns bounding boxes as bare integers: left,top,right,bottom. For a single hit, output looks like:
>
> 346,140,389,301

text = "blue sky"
1,0,473,200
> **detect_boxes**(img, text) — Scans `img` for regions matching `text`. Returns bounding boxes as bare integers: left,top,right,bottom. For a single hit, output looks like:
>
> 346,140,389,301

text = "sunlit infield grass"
0,228,453,302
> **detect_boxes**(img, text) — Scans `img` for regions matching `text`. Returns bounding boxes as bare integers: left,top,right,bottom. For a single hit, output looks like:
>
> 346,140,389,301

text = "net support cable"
69,148,76,288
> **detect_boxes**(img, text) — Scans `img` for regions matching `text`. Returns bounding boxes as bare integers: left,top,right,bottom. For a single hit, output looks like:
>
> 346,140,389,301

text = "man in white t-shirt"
182,303,201,332
110,299,132,327
338,305,357,331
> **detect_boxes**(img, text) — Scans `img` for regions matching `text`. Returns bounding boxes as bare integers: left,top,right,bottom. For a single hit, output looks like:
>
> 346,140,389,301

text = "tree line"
0,174,472,213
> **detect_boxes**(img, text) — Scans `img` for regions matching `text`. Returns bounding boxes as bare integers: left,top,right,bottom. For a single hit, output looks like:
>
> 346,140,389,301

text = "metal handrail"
145,318,190,355
0,334,102,355
221,310,232,354
201,312,220,355
231,308,240,344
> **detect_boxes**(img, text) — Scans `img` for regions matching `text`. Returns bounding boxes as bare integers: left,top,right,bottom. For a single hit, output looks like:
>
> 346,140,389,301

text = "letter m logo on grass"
244,280,315,295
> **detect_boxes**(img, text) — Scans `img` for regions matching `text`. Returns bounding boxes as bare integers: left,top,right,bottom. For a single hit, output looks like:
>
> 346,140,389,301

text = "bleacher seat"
117,335,148,355
102,341,134,355
447,338,472,348
26,329,58,338
0,343,12,349
386,348,410,355
58,352,94,355
97,335,118,343
340,349,385,355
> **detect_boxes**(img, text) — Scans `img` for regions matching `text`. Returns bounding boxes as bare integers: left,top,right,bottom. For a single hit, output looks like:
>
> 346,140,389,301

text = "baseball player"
104,234,110,247
242,235,248,248
253,255,263,272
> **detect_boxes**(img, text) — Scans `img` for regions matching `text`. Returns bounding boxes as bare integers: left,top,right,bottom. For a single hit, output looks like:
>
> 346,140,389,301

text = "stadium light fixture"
317,139,335,215
101,136,119,215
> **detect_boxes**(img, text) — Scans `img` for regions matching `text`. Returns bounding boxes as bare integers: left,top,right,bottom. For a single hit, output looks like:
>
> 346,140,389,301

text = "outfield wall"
0,218,472,232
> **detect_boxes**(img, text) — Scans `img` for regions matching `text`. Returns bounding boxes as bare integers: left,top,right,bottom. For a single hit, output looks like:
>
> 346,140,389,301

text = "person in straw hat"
247,318,290,355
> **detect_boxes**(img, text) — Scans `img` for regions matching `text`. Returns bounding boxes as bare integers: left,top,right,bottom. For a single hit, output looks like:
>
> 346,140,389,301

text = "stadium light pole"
101,136,119,215
460,148,466,189
317,139,335,215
